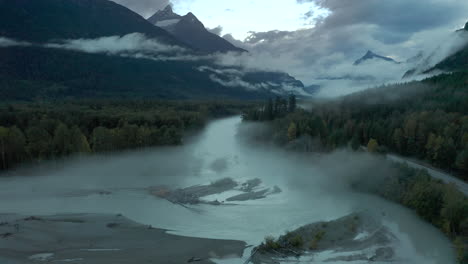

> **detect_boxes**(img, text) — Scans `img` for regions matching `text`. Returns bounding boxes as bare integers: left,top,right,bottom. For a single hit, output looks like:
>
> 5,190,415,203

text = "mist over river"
0,117,456,263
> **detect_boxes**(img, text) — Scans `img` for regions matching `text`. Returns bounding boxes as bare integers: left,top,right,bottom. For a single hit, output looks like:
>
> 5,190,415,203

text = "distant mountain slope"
0,46,264,100
0,0,181,45
425,24,468,73
148,6,246,53
403,22,468,78
354,50,399,65
0,45,307,100
0,0,308,100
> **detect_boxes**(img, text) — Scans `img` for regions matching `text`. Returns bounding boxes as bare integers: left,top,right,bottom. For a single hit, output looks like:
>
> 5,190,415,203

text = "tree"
403,178,444,223
53,123,71,156
367,139,379,153
5,126,26,167
441,184,467,235
393,128,405,153
351,135,360,151
266,98,274,120
455,149,468,176
69,126,91,153
288,122,298,141
288,94,297,113
91,127,114,152
0,127,8,169
26,126,53,161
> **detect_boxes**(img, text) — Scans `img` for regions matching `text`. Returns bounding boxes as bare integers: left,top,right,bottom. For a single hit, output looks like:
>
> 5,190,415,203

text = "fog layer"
0,117,456,263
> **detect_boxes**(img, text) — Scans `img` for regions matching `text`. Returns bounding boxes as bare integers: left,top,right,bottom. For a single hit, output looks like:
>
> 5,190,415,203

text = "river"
0,117,457,263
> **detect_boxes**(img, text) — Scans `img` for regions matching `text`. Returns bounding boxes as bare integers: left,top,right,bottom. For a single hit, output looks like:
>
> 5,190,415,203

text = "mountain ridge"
354,50,399,65
0,0,182,46
148,5,246,53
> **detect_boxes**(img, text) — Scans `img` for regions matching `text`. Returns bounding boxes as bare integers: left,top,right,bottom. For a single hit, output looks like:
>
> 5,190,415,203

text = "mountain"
148,5,246,53
0,0,307,101
426,22,468,73
403,21,468,78
354,50,399,65
0,0,181,45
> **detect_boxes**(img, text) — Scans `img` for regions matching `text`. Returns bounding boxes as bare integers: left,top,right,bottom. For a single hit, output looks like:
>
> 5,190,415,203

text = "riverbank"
251,212,396,264
0,213,246,264
239,116,467,263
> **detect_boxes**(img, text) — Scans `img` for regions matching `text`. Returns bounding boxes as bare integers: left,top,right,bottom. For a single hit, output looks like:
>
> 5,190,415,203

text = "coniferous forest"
243,72,468,263
244,72,468,180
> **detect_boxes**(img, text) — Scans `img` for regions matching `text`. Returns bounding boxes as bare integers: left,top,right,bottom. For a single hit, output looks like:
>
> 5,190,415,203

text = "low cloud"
46,33,187,55
0,37,31,47
207,26,223,36
216,0,468,97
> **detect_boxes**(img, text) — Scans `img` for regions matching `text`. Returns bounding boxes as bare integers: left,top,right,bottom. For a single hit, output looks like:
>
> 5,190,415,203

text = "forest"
243,73,468,263
244,71,468,180
0,100,252,172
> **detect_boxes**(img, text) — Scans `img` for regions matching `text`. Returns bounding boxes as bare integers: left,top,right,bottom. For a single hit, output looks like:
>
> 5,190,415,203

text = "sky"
113,0,329,40
111,0,468,96
171,0,329,40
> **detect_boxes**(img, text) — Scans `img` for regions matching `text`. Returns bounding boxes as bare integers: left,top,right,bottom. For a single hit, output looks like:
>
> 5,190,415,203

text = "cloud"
46,33,187,55
111,0,170,18
215,0,468,97
308,0,468,44
0,37,31,47
207,26,223,36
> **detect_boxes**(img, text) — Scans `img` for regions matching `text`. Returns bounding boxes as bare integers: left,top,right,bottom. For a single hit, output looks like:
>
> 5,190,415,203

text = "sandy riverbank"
0,213,246,264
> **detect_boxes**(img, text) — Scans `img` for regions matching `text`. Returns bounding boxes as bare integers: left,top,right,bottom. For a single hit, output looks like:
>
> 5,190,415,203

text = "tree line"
242,94,297,121
0,100,251,171
244,72,468,180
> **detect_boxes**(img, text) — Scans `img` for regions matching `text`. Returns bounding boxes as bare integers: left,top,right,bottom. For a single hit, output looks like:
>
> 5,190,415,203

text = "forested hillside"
244,71,468,180
0,100,251,171
0,0,307,100
0,0,181,45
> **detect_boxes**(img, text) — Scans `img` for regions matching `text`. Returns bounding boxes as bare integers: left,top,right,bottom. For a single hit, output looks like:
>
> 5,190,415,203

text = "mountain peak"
163,4,173,12
354,50,398,65
465,21,468,31
179,12,205,30
147,4,180,24
365,50,376,56
147,7,246,53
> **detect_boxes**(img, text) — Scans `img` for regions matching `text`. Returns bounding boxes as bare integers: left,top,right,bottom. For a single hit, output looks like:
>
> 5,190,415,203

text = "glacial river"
0,117,456,263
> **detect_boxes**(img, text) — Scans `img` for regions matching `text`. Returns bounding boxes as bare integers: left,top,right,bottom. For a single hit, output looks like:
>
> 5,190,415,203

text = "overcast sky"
113,0,328,39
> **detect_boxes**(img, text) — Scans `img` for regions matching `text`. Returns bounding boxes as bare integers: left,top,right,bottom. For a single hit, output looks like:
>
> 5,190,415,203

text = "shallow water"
0,117,456,263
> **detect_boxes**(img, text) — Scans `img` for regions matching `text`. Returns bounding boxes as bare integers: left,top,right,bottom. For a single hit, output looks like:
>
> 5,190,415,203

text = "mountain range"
0,0,307,101
148,5,246,53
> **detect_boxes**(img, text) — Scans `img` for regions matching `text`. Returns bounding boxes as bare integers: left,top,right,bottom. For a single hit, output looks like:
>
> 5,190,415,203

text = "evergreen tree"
288,94,297,113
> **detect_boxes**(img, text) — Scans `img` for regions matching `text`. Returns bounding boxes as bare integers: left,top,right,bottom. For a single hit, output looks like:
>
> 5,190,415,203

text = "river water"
0,117,456,263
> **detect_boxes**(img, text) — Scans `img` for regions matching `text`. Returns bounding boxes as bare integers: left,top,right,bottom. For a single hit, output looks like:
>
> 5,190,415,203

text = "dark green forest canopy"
0,47,274,101
0,0,181,45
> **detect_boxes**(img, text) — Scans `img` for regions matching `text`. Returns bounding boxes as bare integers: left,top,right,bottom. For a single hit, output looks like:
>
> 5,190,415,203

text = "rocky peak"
147,4,180,24
354,50,398,65
179,12,205,30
